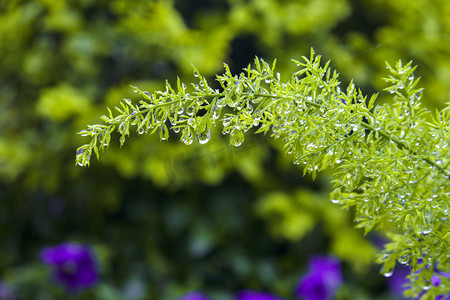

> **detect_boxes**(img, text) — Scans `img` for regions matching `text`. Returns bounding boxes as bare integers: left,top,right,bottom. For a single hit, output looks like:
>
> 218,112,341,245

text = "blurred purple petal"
0,282,16,300
178,291,211,300
387,265,410,298
388,265,449,299
237,290,283,300
431,274,441,287
40,242,99,292
295,255,343,300
308,256,341,275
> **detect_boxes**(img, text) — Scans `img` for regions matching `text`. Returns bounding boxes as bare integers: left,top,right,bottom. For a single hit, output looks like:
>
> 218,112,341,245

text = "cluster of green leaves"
77,50,450,298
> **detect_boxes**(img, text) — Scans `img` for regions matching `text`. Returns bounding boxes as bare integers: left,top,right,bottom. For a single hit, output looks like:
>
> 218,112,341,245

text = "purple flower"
0,282,16,300
388,265,410,299
178,291,211,300
237,290,284,300
388,264,450,299
40,242,99,292
295,255,343,300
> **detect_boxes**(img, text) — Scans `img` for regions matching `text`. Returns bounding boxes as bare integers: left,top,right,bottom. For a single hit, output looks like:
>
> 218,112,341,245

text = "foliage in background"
1,0,449,299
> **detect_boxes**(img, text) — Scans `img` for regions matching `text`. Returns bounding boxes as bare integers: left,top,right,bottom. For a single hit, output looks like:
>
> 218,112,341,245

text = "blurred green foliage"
0,0,448,299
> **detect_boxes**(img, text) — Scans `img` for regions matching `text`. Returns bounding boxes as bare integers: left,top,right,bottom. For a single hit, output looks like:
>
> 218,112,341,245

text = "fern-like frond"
76,49,450,298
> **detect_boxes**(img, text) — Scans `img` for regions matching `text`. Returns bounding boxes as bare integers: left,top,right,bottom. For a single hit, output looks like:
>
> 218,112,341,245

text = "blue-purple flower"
40,242,99,292
178,291,211,300
432,273,450,300
389,264,450,300
237,290,283,300
295,255,343,300
387,264,410,299
0,282,16,300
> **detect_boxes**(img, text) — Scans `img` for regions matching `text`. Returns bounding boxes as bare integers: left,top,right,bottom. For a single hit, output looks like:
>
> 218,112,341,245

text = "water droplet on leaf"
197,129,210,144
398,255,409,265
186,106,195,116
79,130,89,137
383,271,394,277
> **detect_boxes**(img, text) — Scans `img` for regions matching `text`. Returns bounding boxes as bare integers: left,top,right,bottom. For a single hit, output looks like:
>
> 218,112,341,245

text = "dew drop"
230,130,244,147
416,90,423,100
160,127,168,141
232,140,243,147
79,130,89,137
398,255,409,265
216,98,225,108
419,228,432,235
212,109,220,120
229,99,238,107
182,135,193,145
197,129,210,144
223,117,231,126
186,106,195,116
380,264,395,278
383,271,394,277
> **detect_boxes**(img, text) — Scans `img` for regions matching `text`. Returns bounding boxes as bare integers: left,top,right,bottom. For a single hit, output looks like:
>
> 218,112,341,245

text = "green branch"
75,50,450,298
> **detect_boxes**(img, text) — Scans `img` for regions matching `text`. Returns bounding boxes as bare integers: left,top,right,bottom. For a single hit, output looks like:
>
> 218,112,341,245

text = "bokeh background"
1,0,449,299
